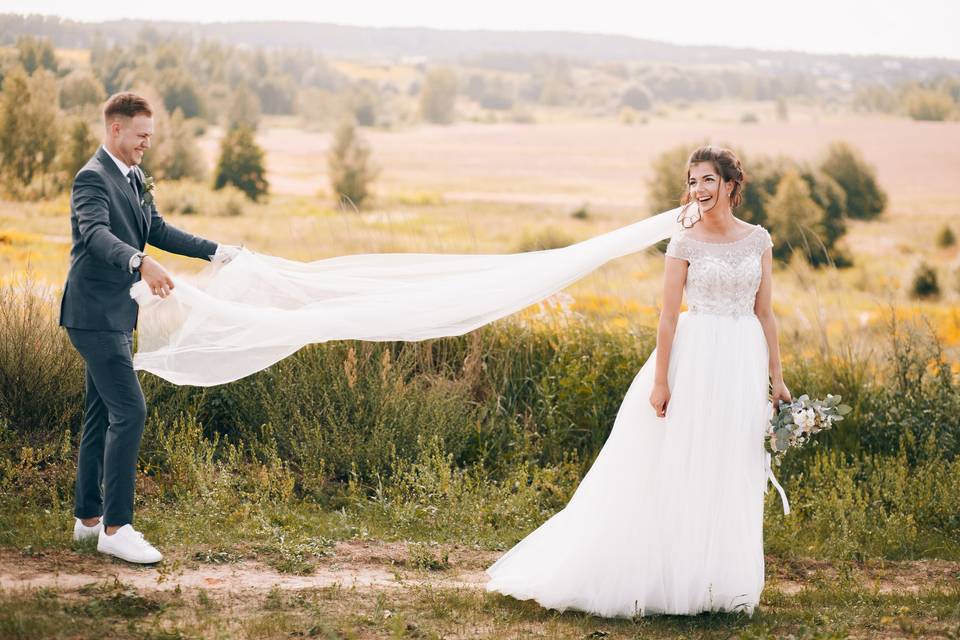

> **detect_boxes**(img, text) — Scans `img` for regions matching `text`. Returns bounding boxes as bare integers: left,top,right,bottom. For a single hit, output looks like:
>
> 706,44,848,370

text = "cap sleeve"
665,234,689,262
759,226,773,252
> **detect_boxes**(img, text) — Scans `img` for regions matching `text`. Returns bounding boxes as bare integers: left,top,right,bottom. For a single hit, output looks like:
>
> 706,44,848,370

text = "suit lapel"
96,147,148,241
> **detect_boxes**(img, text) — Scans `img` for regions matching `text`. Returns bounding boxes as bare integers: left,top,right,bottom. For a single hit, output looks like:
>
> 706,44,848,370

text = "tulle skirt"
485,310,773,618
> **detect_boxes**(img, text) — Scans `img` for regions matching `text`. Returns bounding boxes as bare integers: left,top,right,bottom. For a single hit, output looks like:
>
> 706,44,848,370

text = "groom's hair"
103,92,153,123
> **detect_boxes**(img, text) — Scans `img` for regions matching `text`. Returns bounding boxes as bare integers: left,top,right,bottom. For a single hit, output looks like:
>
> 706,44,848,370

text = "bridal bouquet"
766,394,851,466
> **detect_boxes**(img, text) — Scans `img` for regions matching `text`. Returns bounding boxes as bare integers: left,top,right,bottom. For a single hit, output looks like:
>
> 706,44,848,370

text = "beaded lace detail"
665,225,773,317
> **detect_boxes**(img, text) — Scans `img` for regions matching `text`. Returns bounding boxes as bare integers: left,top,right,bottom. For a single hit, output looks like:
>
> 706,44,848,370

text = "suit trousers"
66,328,147,526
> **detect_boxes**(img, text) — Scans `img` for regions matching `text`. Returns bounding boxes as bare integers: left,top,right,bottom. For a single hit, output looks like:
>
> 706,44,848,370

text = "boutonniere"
141,174,156,208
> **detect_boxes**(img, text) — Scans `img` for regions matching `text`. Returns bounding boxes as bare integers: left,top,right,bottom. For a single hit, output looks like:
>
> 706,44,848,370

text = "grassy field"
4,110,960,356
2,107,960,638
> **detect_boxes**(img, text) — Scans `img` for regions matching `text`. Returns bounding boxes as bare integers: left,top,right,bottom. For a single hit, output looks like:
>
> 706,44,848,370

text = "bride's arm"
650,254,687,416
754,248,791,403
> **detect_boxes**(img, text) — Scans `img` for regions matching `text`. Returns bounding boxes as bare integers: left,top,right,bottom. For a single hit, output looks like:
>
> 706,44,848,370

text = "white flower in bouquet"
766,393,852,466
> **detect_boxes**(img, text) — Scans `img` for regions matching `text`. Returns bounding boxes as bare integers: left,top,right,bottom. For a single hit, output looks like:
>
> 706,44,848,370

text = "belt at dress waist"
686,308,757,318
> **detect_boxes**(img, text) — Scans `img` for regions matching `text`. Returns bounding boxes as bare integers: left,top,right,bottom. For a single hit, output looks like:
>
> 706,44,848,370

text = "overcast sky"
4,0,956,60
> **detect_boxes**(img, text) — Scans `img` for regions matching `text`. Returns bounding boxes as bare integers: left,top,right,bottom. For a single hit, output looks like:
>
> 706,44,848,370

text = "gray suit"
59,146,217,526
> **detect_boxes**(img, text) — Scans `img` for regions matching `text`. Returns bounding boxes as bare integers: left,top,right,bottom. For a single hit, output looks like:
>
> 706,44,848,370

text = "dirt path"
0,541,492,596
1,542,958,598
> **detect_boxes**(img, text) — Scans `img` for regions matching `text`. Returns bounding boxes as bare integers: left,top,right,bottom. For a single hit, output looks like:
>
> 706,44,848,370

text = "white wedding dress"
485,223,786,618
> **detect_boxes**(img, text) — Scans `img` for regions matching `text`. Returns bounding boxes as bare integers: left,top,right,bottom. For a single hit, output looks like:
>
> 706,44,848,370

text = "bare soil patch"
2,543,956,600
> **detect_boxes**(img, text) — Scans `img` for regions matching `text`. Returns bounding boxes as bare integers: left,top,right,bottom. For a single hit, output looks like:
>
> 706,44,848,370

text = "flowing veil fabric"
131,206,687,387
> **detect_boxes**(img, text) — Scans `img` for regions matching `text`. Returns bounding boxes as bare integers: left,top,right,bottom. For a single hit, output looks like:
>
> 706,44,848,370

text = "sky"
2,0,957,60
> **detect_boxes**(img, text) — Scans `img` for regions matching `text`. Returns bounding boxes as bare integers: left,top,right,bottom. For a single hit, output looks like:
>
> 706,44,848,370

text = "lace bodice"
665,224,773,317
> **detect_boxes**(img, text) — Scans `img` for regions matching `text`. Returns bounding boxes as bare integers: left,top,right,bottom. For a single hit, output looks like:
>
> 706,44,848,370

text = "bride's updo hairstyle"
680,145,746,210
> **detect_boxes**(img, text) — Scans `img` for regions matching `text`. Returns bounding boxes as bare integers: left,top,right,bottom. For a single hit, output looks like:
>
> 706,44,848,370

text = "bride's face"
688,162,730,214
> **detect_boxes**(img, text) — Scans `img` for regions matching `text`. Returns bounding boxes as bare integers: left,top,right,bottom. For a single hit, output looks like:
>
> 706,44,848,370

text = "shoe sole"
97,547,162,564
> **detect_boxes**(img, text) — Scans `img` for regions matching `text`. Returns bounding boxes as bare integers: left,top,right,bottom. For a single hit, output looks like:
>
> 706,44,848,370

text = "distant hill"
2,13,958,85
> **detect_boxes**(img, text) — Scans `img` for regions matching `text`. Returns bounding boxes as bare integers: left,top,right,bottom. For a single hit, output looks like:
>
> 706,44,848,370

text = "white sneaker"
73,518,103,542
97,525,163,564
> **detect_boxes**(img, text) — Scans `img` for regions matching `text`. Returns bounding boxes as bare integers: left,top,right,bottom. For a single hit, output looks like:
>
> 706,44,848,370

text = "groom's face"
108,114,154,167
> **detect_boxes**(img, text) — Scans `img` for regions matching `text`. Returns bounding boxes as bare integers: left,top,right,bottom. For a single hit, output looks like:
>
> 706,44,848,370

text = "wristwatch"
131,252,147,272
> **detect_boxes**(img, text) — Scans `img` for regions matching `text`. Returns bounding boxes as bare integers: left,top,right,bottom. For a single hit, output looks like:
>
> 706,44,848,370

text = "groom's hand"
139,256,175,298
211,244,242,265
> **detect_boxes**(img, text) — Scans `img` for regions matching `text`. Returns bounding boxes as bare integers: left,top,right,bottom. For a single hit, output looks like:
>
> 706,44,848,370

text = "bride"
484,145,792,617
128,142,791,615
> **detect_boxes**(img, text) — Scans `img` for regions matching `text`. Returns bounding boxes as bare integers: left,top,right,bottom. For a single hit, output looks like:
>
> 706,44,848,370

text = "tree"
16,36,57,75
345,86,377,127
58,117,98,188
213,125,268,201
0,67,58,197
256,77,296,115
159,68,204,119
904,89,955,121
621,85,652,111
734,152,854,267
819,142,887,220
736,153,780,228
537,64,573,106
59,71,106,111
152,109,206,181
936,224,956,248
327,120,378,209
419,69,457,124
766,171,826,264
798,170,851,266
226,84,261,131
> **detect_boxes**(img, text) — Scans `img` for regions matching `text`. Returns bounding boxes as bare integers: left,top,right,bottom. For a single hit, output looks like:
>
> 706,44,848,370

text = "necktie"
128,169,141,198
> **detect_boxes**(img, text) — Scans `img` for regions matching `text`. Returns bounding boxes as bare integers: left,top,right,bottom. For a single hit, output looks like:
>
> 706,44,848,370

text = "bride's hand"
649,382,670,418
771,380,792,408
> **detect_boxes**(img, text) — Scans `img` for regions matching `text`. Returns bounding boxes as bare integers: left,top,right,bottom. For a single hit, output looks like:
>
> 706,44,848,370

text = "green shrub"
766,171,827,263
936,224,956,248
819,141,887,221
905,88,955,121
155,180,248,217
5,286,959,560
345,436,582,546
213,124,268,201
910,261,940,299
328,120,378,209
766,439,960,560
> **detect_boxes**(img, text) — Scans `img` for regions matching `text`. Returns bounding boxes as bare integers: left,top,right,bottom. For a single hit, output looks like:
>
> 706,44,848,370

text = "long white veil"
131,205,688,387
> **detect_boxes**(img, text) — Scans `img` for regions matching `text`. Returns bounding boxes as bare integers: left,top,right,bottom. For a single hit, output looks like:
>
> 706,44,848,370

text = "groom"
59,92,240,563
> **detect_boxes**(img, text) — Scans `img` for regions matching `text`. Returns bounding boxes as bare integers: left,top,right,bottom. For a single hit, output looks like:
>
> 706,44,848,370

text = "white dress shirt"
102,144,134,181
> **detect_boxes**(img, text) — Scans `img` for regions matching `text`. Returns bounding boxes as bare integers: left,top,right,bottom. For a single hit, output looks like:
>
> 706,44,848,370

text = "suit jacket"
59,146,218,331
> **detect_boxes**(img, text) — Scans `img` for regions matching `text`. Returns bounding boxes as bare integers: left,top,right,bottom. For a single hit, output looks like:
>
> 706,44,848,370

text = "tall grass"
0,275,83,441
0,274,958,560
